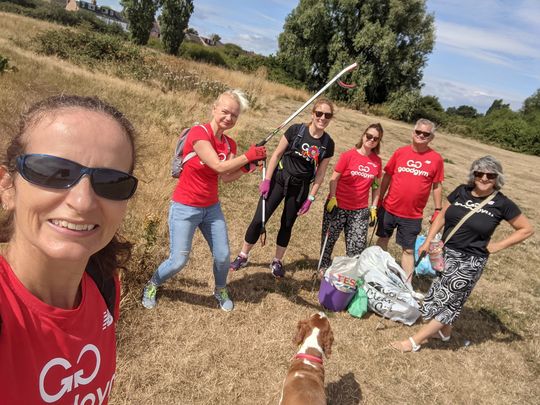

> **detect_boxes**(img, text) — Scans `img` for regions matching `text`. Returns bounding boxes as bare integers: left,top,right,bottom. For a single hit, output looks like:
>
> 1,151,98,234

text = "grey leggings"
319,207,370,270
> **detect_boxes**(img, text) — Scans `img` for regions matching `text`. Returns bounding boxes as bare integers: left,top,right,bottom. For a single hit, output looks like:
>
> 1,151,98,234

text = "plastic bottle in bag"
429,233,444,272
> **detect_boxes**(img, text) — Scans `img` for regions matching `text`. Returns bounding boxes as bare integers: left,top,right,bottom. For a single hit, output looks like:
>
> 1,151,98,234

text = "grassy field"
1,12,539,405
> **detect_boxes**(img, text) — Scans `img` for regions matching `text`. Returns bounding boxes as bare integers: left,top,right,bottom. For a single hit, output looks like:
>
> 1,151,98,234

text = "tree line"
1,0,538,155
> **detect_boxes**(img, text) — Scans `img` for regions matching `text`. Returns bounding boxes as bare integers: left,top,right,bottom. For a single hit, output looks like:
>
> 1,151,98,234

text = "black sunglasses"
365,133,380,142
474,171,498,180
414,129,432,138
314,111,333,119
16,154,138,201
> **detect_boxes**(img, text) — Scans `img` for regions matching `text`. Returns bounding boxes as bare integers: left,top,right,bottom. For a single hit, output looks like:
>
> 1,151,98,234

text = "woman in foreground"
392,155,534,352
0,95,138,403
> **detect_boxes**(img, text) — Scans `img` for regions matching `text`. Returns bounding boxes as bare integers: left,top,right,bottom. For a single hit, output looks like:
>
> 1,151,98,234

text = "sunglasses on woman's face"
16,154,138,201
474,171,498,180
314,111,333,119
365,133,380,142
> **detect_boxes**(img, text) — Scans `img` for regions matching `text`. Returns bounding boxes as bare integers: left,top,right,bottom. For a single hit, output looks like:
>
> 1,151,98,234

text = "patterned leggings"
421,247,488,325
319,207,370,270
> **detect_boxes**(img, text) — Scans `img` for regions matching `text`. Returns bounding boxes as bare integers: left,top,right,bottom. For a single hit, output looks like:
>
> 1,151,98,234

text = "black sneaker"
230,254,248,271
270,258,285,278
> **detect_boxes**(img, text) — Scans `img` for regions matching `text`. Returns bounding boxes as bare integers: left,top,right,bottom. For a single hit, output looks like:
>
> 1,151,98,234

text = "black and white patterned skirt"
421,246,488,325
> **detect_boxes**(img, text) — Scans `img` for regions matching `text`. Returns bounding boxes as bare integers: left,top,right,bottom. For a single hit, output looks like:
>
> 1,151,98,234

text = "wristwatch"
308,195,316,202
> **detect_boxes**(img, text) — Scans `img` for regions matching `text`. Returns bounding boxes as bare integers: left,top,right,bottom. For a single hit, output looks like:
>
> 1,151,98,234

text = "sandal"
430,330,451,342
391,337,421,353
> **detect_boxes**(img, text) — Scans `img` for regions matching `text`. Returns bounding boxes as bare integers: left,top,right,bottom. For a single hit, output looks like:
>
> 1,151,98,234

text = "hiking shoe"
270,258,285,278
230,254,248,271
142,281,158,309
214,288,234,312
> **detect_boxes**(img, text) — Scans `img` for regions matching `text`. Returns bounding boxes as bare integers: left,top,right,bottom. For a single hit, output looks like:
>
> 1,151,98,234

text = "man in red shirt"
376,119,444,291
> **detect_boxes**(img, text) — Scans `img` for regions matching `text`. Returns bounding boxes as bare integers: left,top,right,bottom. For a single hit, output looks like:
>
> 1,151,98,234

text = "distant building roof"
65,0,128,30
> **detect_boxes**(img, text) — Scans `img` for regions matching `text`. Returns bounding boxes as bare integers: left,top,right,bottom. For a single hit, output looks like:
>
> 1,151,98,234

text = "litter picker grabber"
317,208,337,276
260,164,267,246
256,62,358,245
254,62,358,148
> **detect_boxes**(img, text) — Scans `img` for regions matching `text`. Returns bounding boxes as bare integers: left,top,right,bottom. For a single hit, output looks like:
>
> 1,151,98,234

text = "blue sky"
100,0,540,113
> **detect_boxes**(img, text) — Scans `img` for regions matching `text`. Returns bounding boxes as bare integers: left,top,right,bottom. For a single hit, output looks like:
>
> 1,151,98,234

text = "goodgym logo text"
39,344,114,404
397,160,430,177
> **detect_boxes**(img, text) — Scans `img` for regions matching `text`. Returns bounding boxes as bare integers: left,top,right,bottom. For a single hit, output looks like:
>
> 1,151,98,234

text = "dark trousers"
245,170,310,247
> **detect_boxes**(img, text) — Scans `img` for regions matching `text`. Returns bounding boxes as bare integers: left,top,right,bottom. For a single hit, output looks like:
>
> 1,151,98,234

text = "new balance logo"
102,309,113,330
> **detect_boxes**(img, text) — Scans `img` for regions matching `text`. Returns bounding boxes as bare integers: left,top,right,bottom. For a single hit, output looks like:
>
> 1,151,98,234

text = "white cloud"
422,76,525,112
435,21,539,60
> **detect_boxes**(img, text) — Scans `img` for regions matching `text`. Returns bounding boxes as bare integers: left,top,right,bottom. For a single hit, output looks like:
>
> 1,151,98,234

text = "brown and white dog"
279,312,334,405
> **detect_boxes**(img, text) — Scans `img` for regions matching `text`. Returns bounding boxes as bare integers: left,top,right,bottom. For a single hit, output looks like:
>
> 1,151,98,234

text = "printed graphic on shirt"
350,163,378,178
453,199,496,217
102,309,113,330
396,159,432,177
294,142,322,164
39,344,115,403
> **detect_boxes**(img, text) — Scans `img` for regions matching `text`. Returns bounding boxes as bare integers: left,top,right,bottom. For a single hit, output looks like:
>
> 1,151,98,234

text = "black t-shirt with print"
281,123,335,181
443,184,521,257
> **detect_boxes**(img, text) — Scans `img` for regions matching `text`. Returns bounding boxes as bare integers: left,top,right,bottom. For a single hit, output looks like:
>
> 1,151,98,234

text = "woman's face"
473,169,497,194
362,128,381,151
6,108,133,264
311,103,333,131
212,95,241,133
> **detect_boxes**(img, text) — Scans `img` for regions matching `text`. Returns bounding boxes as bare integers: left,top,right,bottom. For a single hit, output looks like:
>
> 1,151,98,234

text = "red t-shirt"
0,256,120,404
172,123,237,207
383,145,444,219
334,148,382,210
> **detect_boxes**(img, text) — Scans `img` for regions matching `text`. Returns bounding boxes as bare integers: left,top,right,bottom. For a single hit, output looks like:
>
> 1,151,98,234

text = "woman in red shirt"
0,95,138,404
319,123,384,275
142,89,266,311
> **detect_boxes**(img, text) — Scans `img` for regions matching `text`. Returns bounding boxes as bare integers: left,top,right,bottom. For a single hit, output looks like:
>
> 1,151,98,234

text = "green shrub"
179,42,227,67
385,89,421,122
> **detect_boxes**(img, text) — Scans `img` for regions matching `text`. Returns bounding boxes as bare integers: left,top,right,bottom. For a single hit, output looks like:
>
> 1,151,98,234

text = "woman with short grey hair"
392,155,534,352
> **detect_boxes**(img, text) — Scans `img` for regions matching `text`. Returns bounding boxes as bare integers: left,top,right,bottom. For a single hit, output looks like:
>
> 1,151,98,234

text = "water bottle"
429,233,444,272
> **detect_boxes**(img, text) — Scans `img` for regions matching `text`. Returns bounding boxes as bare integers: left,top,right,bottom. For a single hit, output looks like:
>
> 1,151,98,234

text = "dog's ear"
293,319,310,346
320,325,334,358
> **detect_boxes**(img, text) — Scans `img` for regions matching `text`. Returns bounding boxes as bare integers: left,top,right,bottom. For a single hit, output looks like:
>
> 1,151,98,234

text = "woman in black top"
230,98,335,277
392,155,533,352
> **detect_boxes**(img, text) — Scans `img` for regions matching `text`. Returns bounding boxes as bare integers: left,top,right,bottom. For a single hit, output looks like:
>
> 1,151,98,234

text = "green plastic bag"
347,279,368,318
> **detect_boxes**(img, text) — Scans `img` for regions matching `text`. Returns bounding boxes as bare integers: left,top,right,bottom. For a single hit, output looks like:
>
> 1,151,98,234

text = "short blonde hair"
216,89,250,113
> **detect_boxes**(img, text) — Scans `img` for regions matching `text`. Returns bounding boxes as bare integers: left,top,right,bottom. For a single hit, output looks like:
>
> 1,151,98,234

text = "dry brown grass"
1,12,539,405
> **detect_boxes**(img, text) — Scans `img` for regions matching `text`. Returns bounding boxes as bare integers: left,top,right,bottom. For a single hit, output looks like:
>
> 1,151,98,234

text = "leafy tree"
277,0,435,104
159,0,193,55
521,88,540,115
446,105,478,119
185,27,198,35
121,0,159,45
485,99,510,115
209,33,221,44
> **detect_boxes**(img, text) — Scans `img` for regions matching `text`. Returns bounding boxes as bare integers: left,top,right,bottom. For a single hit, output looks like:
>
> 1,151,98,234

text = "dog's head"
293,312,334,357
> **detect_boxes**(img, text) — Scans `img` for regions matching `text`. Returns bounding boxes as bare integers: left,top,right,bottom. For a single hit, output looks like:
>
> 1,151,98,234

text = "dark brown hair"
355,123,384,155
0,94,137,279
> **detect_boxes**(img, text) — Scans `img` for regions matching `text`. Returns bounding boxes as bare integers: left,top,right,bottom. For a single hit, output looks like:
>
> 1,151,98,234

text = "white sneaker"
214,288,234,312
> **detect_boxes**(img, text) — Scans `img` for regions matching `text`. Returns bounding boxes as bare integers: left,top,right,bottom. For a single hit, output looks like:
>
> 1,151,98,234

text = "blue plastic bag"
414,235,436,276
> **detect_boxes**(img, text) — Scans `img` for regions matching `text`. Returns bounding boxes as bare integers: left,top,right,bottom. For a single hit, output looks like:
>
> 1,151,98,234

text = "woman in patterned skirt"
318,123,383,276
392,155,534,352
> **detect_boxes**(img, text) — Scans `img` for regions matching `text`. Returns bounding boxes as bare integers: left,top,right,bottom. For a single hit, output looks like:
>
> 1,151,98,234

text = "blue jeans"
151,201,230,289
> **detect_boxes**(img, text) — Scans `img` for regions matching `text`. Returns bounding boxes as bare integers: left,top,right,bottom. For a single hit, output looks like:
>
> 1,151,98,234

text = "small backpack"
171,124,232,178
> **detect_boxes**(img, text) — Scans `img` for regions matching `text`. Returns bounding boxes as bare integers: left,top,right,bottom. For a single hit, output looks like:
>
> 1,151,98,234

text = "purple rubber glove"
297,199,312,215
259,179,271,199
